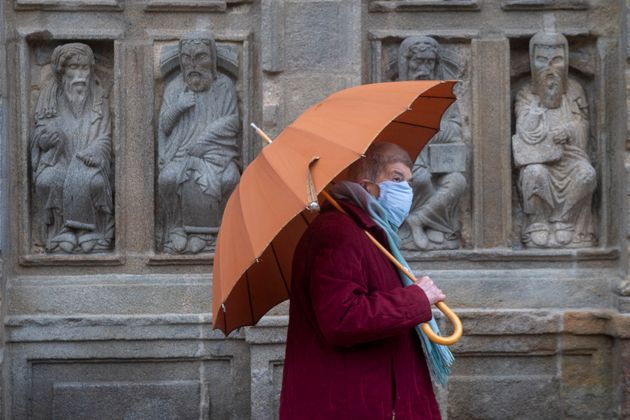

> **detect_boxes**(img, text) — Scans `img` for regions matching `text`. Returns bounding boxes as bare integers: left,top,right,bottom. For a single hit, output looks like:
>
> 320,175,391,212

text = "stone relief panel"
155,31,242,255
373,35,472,251
511,31,598,249
29,41,115,254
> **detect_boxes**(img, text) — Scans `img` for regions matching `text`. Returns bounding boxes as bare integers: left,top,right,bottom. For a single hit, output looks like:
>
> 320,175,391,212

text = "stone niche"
26,39,116,256
153,32,251,257
510,34,599,249
371,34,473,251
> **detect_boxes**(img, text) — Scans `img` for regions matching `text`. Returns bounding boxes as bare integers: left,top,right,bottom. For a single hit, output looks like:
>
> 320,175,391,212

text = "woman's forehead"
381,162,412,179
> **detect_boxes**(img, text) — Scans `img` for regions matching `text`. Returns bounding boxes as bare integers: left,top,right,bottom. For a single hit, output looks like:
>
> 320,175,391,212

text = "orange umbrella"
213,80,460,340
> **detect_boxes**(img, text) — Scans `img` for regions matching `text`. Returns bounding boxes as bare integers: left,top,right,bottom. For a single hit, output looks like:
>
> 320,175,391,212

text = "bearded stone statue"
512,31,596,248
157,31,241,254
31,43,114,253
397,36,468,251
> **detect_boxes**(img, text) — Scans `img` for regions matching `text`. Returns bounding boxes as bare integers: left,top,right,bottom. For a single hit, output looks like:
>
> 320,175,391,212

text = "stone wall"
1,0,629,419
0,0,7,415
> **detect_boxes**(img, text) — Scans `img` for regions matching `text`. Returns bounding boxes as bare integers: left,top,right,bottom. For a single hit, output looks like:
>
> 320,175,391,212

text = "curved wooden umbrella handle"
421,301,463,346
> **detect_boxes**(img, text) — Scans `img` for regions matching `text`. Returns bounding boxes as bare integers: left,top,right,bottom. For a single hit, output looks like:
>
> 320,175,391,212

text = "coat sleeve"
308,215,433,347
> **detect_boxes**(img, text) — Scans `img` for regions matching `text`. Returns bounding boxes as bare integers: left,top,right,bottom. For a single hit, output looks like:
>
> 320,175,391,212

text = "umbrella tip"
307,201,320,212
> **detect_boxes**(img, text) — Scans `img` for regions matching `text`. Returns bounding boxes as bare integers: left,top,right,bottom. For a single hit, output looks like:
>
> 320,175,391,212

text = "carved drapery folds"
395,36,469,251
156,31,242,254
512,31,597,248
30,42,114,254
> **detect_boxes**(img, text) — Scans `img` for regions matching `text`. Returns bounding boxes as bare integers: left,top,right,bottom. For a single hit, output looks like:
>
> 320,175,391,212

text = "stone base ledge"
5,313,239,343
7,310,630,343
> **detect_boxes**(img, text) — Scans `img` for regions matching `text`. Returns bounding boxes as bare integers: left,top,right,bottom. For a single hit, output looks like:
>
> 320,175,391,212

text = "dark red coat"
280,201,441,420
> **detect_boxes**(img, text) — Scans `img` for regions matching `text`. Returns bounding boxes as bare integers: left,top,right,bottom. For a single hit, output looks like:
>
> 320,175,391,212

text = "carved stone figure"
397,36,467,250
512,31,596,248
31,43,114,253
158,31,241,254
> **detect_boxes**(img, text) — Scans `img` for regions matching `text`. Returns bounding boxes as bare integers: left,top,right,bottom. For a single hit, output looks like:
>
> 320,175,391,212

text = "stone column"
119,41,155,257
471,36,512,248
0,0,7,415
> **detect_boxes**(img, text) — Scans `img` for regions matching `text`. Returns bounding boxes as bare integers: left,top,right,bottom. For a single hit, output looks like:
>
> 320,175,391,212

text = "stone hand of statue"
521,102,545,129
414,275,445,305
39,130,65,151
76,149,102,168
187,142,207,158
550,125,571,145
177,90,196,112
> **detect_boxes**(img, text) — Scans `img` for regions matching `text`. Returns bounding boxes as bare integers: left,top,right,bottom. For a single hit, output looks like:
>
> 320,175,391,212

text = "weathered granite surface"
0,1,629,419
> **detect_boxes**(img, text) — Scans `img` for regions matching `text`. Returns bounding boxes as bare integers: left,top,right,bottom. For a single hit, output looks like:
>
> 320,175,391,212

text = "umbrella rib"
270,242,290,295
282,126,365,158
299,211,311,225
392,120,440,131
245,270,256,323
416,95,456,100
236,182,263,257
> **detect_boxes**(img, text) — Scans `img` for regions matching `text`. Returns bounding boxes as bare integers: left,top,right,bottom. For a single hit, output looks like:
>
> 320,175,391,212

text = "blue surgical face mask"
377,180,413,229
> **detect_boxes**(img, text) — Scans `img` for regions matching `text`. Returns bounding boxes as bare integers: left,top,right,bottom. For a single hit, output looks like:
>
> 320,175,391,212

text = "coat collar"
323,199,389,246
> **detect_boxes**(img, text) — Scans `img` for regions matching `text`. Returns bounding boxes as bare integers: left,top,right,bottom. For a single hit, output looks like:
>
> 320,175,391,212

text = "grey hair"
347,142,413,182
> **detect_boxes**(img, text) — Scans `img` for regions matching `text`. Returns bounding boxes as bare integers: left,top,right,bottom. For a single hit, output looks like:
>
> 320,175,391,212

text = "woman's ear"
359,179,380,198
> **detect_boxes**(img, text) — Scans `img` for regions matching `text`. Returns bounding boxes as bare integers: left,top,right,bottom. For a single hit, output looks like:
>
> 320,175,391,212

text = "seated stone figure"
397,36,467,251
158,31,241,254
512,30,596,248
31,42,113,253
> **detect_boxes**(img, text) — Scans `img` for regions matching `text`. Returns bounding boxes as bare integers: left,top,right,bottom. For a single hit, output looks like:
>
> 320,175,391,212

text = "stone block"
51,382,199,420
448,376,560,420
281,74,355,129
429,143,468,173
560,351,615,419
283,0,360,74
7,274,212,315
563,311,615,336
261,0,285,73
611,314,630,338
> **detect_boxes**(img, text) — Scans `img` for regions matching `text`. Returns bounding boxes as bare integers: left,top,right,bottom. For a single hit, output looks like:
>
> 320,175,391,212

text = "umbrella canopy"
213,80,457,335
